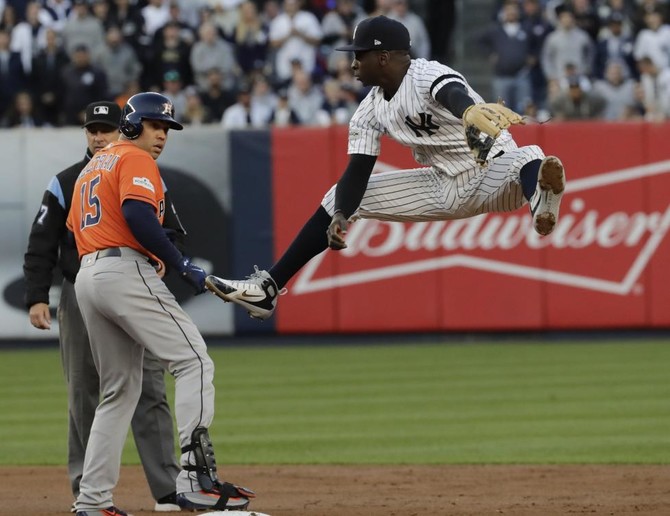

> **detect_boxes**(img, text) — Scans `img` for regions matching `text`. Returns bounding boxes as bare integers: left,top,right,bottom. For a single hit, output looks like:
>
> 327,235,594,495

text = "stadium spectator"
268,87,300,126
114,76,140,107
320,0,364,73
361,0,392,17
387,0,430,60
478,0,533,114
30,27,68,126
633,9,670,70
141,0,171,41
550,74,607,120
208,0,243,36
108,0,145,54
250,72,278,116
572,0,601,42
260,0,281,26
198,66,236,121
182,85,213,124
91,0,114,32
10,1,47,73
40,0,73,33
632,0,669,35
147,19,192,91
61,0,105,58
1,89,44,127
60,44,108,125
161,69,188,122
315,77,350,126
190,20,237,90
0,3,18,33
636,55,670,121
520,0,552,112
268,0,322,85
0,27,26,120
154,1,196,47
286,66,323,124
596,0,634,38
593,58,638,120
221,80,270,128
594,11,637,80
95,24,142,99
330,51,365,100
230,0,270,76
541,5,594,92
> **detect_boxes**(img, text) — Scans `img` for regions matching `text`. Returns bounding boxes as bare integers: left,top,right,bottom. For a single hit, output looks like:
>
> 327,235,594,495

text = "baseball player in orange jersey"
206,15,566,320
67,92,254,516
23,101,182,512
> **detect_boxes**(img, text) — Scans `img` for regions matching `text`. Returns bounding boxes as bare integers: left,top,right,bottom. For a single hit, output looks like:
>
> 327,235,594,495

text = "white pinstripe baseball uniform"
321,58,545,221
204,16,565,322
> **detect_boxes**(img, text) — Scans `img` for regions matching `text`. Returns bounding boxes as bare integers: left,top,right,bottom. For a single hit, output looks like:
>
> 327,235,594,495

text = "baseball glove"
463,102,524,165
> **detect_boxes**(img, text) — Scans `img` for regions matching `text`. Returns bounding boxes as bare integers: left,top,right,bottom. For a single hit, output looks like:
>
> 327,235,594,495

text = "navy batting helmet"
120,92,183,139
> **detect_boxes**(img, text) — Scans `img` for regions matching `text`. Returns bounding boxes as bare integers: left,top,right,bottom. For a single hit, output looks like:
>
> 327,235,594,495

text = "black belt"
97,247,123,258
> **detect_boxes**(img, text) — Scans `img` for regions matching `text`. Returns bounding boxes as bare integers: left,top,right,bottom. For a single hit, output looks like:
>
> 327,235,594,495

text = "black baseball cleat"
205,266,285,320
176,481,255,511
529,155,565,236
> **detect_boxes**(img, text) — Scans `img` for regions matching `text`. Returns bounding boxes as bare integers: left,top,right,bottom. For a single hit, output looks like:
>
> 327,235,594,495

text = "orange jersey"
67,140,166,260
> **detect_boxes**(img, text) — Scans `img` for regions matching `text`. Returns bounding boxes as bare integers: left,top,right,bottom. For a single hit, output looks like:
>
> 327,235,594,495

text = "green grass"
1,339,669,465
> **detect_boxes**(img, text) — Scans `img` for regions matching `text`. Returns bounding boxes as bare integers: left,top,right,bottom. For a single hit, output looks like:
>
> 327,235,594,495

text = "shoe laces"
249,266,287,296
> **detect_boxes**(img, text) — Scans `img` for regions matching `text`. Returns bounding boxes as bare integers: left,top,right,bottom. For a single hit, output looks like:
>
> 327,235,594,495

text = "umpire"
23,101,183,512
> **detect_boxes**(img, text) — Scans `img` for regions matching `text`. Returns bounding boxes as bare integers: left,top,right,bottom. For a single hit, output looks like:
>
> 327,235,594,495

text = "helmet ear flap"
120,112,142,139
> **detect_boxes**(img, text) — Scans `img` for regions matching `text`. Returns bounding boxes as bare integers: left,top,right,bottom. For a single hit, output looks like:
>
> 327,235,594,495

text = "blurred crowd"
481,0,670,122
0,0,451,128
1,0,669,129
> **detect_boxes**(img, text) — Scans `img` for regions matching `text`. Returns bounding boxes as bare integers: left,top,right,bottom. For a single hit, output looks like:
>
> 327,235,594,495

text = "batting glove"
179,257,206,295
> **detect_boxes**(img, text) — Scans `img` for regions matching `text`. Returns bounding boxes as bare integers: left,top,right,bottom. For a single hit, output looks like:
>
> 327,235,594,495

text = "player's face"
85,124,119,154
136,119,170,159
351,50,384,86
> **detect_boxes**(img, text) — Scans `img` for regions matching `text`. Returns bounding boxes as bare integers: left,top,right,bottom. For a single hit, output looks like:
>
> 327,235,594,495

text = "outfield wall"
2,122,669,338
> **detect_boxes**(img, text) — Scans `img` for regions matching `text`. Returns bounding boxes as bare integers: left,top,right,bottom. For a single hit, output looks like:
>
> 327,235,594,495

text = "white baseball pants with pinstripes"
321,145,545,221
73,248,216,510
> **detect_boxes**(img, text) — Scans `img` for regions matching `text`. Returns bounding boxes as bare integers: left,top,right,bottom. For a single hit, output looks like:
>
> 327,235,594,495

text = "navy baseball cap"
336,15,411,52
83,101,121,128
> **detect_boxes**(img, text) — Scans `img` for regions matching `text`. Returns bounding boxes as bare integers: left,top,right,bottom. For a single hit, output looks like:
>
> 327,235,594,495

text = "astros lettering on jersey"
67,140,166,261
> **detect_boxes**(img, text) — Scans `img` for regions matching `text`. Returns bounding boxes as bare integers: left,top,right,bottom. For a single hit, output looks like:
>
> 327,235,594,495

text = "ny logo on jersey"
404,113,439,137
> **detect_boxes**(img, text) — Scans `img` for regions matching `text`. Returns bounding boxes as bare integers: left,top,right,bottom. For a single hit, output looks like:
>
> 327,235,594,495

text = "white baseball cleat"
205,266,285,320
530,155,565,236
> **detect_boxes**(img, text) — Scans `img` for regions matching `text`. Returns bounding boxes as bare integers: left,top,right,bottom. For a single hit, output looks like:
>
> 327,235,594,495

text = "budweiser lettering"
341,199,670,256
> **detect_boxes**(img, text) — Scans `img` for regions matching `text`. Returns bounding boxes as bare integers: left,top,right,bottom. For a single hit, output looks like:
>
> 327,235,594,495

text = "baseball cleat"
530,155,565,236
176,482,255,511
205,266,285,320
76,507,132,516
154,492,181,512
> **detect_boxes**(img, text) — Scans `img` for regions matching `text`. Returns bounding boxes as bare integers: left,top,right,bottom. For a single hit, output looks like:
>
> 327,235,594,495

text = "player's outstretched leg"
529,156,565,236
205,266,284,320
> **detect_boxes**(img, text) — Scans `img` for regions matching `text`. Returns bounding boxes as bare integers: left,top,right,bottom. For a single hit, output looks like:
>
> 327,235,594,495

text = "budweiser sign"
292,160,670,296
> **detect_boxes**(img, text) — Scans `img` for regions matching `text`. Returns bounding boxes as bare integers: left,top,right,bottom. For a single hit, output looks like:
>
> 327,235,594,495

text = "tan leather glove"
462,102,524,138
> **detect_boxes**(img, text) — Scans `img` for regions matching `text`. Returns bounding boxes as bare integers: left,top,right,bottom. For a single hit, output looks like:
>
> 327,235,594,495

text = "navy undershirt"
122,199,183,270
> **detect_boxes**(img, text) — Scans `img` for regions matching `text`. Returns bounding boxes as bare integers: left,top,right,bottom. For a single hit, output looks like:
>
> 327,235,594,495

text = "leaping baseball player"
206,15,566,321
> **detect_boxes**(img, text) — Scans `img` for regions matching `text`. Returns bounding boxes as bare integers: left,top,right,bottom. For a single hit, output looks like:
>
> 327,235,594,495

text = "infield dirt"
2,464,669,515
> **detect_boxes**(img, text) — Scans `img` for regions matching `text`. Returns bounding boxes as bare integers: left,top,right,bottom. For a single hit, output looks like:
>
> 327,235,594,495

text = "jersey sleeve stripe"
47,176,66,210
429,73,466,97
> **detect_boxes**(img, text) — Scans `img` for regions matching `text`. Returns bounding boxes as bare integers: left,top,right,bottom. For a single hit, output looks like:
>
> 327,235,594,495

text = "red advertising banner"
271,123,670,333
